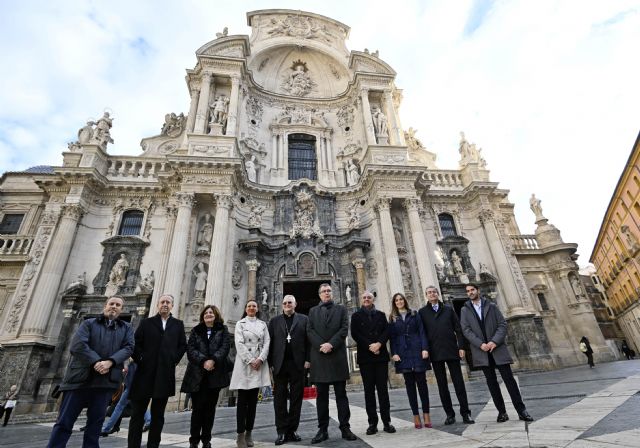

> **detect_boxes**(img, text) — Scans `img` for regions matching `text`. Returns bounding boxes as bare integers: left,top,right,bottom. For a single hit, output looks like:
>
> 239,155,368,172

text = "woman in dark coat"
181,305,231,448
579,336,594,368
388,293,432,428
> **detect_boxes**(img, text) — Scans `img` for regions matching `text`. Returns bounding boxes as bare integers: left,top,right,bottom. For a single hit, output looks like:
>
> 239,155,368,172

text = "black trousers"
315,381,350,430
236,388,259,433
0,405,14,426
432,359,470,417
273,360,305,434
359,362,391,425
402,371,429,415
128,396,169,448
190,387,221,444
584,352,595,367
481,355,526,414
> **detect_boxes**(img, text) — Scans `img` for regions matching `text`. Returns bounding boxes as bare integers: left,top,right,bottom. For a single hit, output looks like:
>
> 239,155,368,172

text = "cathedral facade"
0,9,613,413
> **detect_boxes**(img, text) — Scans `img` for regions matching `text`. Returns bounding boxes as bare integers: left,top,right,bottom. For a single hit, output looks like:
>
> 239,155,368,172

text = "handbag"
579,342,588,353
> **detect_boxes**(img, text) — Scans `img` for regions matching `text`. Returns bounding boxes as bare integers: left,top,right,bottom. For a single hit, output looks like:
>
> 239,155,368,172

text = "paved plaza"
4,360,639,448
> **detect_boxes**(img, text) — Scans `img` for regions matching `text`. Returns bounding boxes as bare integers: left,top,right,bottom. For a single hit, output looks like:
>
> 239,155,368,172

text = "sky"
1,0,639,267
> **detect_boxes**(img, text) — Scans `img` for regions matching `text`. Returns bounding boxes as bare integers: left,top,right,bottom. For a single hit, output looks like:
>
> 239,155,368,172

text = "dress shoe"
383,424,396,433
341,428,357,441
143,423,151,432
497,412,509,423
189,443,198,448
518,411,534,422
462,413,475,424
444,416,456,425
287,432,302,442
275,433,287,445
366,425,378,435
203,443,212,448
311,429,328,444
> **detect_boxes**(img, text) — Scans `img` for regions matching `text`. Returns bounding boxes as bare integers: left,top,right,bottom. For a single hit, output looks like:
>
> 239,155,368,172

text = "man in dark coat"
308,283,357,443
459,283,533,423
268,295,310,445
47,295,134,448
418,286,474,425
350,290,395,435
128,293,187,448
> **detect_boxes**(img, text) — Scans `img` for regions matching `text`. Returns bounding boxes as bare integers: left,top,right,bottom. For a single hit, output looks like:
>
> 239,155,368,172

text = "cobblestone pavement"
3,360,639,447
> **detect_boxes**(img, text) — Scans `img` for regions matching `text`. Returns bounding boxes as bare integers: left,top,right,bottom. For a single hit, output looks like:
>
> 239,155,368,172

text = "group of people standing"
47,280,534,448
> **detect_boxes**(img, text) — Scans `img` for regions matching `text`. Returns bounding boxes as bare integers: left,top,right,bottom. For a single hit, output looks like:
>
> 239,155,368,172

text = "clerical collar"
320,300,333,307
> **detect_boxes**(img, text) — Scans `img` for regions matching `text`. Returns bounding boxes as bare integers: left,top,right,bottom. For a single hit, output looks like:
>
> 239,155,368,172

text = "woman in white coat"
230,300,270,448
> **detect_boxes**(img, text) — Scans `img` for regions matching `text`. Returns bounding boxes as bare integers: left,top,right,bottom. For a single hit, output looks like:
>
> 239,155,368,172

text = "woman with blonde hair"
388,293,432,428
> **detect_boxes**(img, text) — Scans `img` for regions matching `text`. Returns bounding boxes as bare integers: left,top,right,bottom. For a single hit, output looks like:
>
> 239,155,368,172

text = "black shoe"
79,426,86,432
202,443,212,448
143,424,151,432
497,412,509,423
100,432,109,437
311,430,328,444
383,424,396,433
462,413,475,424
275,433,287,445
341,428,357,441
366,425,377,435
287,432,302,442
189,443,198,448
444,416,456,425
518,411,534,422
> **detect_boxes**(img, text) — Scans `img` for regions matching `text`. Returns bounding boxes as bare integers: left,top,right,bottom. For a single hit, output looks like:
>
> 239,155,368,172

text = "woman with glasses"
388,292,432,429
230,300,271,448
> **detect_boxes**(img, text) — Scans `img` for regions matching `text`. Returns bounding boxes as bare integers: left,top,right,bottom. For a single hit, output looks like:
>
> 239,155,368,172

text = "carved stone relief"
281,60,317,97
231,260,243,289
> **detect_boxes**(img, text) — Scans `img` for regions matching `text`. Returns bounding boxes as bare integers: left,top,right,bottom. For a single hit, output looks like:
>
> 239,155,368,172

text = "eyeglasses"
282,301,294,305
320,289,332,293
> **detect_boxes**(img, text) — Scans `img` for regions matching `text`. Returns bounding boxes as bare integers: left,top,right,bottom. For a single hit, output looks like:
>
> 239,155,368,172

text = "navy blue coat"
388,311,431,373
181,322,231,393
60,315,134,391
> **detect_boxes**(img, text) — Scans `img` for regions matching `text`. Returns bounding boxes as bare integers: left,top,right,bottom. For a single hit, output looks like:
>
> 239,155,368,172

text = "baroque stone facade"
0,9,613,414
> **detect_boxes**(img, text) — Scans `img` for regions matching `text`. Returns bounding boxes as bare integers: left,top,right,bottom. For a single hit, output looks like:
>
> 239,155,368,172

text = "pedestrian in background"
0,385,18,427
579,336,595,368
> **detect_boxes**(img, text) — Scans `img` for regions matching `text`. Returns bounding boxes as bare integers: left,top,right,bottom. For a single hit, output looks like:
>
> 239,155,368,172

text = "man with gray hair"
128,293,187,448
268,295,310,445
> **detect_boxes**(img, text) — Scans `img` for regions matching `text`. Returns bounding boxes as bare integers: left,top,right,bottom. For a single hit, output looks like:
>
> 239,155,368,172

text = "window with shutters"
288,133,317,181
438,213,458,237
118,210,144,236
0,214,24,234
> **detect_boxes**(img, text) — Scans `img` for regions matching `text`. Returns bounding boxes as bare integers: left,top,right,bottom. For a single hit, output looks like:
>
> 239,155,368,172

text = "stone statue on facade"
435,263,445,281
371,106,388,140
92,112,114,148
210,96,229,125
347,200,360,230
451,251,464,275
621,225,639,250
459,131,487,167
67,272,87,291
231,260,243,289
247,199,265,228
197,213,213,255
138,270,155,294
216,27,228,38
193,263,207,299
281,60,316,97
262,287,268,305
161,112,186,137
105,253,128,296
529,193,546,222
346,159,360,186
570,274,584,298
290,188,323,239
400,260,413,290
392,216,403,246
345,285,352,304
78,121,95,145
479,263,492,276
245,155,257,182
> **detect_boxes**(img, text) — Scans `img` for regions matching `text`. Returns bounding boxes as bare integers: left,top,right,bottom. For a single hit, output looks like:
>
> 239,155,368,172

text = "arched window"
288,133,317,180
438,213,457,237
118,210,144,236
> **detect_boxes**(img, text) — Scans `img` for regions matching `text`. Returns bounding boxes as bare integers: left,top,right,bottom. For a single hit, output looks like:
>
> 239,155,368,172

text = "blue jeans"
48,388,112,448
102,386,151,432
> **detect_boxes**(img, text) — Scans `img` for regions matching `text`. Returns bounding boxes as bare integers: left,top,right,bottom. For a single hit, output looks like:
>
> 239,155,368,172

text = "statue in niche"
346,159,361,186
367,258,378,279
77,121,95,145
197,213,213,254
347,200,360,230
621,225,639,249
435,263,445,281
450,251,464,275
193,263,208,299
138,271,155,294
245,155,257,182
210,96,229,125
400,260,413,290
392,216,403,246
93,111,114,147
231,260,242,289
570,275,584,298
529,194,545,221
262,288,268,305
371,106,388,138
345,285,352,304
105,253,128,296
290,188,323,239
281,60,316,97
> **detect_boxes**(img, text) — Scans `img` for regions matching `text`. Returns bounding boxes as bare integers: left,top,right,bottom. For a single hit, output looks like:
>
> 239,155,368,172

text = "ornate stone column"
479,210,530,315
150,205,177,313
404,199,438,292
205,195,233,309
162,193,194,314
19,204,84,340
359,88,377,146
352,258,367,297
383,90,401,146
376,198,404,295
185,87,200,133
194,72,212,134
246,259,260,302
226,75,241,137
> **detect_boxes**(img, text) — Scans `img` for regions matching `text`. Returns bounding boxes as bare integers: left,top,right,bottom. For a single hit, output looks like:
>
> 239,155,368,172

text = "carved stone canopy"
92,236,150,296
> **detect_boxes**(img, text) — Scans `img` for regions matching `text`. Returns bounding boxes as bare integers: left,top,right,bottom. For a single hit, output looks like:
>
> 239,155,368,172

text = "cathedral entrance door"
283,280,324,315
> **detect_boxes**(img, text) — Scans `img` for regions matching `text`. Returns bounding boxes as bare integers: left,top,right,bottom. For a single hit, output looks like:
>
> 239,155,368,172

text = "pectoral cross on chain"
286,333,291,343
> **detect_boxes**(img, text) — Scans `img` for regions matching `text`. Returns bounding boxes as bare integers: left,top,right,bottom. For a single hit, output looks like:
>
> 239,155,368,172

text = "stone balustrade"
0,235,34,256
510,234,540,250
106,158,171,180
422,170,463,188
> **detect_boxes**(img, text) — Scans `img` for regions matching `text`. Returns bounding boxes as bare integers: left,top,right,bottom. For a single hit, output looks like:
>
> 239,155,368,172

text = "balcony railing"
510,234,540,250
0,235,33,256
422,170,463,188
106,158,171,180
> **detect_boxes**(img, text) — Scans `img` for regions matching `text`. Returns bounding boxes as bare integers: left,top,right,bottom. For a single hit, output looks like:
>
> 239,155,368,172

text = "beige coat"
229,317,271,390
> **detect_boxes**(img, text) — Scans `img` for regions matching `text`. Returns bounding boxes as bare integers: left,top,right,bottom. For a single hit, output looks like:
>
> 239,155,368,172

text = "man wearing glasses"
268,295,310,445
308,283,357,443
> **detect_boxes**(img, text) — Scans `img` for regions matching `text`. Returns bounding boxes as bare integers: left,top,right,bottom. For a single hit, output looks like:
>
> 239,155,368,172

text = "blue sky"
1,0,639,266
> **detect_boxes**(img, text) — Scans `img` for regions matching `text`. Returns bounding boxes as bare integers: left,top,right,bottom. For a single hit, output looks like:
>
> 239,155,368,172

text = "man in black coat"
418,286,474,425
308,283,357,443
47,295,134,448
268,295,310,445
128,293,187,448
460,283,533,423
351,290,396,435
